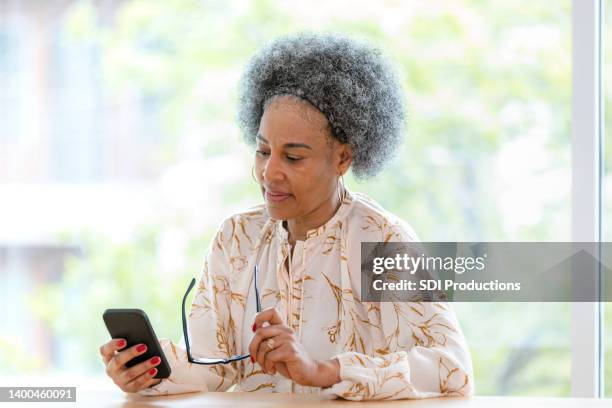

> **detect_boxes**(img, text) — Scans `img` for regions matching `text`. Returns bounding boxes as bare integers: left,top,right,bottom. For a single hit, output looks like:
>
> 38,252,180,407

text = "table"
55,390,612,407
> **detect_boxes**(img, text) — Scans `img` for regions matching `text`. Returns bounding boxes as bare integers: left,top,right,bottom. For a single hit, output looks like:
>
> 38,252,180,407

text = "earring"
251,165,259,184
337,173,346,203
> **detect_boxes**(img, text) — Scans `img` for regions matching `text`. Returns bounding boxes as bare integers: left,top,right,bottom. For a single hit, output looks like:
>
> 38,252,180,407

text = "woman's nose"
262,153,283,182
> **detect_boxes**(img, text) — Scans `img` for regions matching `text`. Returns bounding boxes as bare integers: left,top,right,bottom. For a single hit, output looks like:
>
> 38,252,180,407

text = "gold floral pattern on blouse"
138,189,473,400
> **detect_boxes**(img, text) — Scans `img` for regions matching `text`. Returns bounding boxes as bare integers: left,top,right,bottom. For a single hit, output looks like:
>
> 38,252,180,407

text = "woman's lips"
265,190,291,202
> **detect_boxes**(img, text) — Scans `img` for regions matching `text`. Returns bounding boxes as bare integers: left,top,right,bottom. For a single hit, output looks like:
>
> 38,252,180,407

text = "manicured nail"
136,344,147,353
250,356,254,363
117,339,126,348
252,323,256,332
150,356,161,365
149,368,157,376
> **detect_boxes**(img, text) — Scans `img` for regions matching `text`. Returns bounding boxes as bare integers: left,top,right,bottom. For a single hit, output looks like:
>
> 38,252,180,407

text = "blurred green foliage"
23,0,612,397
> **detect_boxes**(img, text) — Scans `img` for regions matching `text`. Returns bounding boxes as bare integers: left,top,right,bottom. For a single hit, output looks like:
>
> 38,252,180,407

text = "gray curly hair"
237,32,407,179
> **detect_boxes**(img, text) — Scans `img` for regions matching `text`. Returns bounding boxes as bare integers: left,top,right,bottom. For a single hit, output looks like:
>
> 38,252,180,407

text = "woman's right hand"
99,338,162,393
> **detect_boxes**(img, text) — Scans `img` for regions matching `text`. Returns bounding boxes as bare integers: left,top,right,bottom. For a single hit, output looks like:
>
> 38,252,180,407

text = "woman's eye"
256,150,301,162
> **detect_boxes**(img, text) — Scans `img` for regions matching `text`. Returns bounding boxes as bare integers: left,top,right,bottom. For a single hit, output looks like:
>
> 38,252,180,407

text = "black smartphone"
102,308,171,379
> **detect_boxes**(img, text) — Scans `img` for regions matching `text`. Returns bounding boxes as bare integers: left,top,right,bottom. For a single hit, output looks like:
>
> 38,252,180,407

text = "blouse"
137,188,474,400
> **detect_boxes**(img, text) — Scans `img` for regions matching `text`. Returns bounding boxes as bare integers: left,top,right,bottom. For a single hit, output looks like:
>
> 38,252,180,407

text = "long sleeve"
138,220,240,396
325,300,473,400
322,202,474,401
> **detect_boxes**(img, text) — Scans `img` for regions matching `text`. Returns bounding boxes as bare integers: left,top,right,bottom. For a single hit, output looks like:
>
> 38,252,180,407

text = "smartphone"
102,308,171,379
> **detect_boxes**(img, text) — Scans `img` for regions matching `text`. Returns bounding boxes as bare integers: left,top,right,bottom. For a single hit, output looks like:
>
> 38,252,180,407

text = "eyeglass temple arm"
182,278,196,361
254,265,261,313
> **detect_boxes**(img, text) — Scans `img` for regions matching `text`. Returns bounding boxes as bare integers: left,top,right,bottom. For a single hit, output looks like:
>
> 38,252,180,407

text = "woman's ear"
337,144,353,175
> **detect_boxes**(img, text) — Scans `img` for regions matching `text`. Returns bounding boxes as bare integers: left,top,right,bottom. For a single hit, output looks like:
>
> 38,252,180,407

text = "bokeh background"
0,0,611,396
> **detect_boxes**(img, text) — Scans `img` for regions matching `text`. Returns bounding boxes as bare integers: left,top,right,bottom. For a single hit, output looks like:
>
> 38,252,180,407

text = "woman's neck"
286,187,344,245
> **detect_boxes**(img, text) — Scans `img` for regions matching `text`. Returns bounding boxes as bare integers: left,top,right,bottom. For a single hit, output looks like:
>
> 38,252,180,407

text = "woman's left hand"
248,307,340,388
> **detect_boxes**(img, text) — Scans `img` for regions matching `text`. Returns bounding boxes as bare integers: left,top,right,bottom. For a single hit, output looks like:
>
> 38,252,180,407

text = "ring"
266,339,275,350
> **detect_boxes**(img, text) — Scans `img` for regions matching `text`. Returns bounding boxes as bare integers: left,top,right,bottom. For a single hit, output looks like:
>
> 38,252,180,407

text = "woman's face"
254,95,352,221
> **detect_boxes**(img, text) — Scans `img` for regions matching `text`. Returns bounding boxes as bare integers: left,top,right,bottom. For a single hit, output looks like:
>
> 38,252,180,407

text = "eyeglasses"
181,265,261,365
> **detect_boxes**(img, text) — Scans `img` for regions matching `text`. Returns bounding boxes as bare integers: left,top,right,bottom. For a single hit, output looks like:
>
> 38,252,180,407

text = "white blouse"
138,189,474,400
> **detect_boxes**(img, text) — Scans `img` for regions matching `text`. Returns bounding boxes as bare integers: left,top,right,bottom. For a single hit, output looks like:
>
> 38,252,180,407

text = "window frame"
571,0,604,398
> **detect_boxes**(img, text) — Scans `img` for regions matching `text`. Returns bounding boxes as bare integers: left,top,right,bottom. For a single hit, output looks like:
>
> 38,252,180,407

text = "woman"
99,32,474,401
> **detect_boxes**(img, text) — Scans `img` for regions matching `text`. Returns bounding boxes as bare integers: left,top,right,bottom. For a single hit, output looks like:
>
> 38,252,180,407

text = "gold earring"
251,165,259,184
337,173,346,203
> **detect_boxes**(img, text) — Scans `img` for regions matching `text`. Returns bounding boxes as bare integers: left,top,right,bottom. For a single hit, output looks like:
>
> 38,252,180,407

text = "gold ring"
266,339,275,350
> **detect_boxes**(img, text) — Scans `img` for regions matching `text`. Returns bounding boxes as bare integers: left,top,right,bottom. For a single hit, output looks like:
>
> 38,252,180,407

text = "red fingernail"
252,323,256,332
136,344,147,353
151,356,161,365
117,339,126,348
149,368,157,376
250,356,254,363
